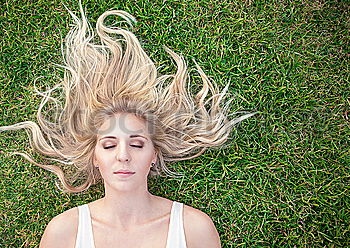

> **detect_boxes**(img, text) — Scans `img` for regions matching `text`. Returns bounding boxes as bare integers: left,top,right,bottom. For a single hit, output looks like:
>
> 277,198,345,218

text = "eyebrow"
130,134,148,140
99,134,148,141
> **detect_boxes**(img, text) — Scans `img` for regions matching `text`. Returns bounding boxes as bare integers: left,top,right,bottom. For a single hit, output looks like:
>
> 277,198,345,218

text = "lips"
113,169,136,175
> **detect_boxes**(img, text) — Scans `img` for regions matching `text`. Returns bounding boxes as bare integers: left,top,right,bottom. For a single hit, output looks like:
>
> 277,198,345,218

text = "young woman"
1,4,253,248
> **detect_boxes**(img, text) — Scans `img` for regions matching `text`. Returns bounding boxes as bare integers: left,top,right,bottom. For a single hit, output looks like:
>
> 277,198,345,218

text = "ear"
93,153,98,167
152,150,157,164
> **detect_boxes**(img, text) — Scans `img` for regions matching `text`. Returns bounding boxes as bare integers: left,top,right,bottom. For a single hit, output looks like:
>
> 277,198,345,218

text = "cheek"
134,150,155,167
94,148,112,166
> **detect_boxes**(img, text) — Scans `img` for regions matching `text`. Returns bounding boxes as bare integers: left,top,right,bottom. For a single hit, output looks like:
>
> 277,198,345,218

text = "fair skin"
39,113,221,248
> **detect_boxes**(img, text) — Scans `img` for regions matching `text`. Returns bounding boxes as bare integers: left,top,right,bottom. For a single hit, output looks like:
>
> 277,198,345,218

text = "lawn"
0,0,349,247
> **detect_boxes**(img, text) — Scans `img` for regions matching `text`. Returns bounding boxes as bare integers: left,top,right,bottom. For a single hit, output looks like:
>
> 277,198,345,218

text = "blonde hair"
0,4,254,192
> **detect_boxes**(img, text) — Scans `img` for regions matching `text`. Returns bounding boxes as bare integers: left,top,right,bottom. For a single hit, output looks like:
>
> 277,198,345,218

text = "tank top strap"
166,201,187,248
75,204,95,248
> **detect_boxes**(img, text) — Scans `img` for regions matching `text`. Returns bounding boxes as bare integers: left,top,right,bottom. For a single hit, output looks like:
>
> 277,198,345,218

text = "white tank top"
75,201,187,248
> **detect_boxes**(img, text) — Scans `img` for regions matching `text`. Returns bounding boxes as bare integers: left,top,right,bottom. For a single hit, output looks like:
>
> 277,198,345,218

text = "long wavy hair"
0,4,254,192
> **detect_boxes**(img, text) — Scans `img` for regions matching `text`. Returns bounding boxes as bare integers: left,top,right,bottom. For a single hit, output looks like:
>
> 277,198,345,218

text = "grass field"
0,0,349,247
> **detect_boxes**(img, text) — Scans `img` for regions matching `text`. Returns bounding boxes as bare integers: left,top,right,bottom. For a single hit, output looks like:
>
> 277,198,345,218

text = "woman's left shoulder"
182,204,221,248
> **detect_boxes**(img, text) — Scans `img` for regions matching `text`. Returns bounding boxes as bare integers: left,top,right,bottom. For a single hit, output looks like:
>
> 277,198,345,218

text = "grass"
0,0,349,247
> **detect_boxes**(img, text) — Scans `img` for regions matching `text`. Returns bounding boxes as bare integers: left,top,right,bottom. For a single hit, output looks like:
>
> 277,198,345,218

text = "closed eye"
104,145,116,149
131,145,143,148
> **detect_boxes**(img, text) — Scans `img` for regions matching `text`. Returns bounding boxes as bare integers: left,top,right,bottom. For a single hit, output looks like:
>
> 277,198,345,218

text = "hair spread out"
0,4,254,192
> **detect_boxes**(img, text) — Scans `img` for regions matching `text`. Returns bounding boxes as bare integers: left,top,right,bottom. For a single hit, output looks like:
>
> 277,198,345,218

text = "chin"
105,180,145,192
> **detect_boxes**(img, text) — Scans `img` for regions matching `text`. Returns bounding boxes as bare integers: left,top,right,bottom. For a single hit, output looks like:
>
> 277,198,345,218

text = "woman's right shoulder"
39,206,79,248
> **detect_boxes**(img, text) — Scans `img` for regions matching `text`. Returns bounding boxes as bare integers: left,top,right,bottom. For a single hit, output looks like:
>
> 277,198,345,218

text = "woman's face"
94,112,157,192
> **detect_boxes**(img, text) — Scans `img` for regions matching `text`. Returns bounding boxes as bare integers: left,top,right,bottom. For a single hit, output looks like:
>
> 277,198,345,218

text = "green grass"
0,0,349,247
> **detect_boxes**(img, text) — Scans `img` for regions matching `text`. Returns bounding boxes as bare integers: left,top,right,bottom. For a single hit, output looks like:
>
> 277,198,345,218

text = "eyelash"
104,145,115,149
132,145,143,148
103,145,143,149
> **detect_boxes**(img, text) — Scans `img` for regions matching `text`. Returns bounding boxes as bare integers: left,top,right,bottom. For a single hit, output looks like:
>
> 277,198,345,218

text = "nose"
115,142,131,162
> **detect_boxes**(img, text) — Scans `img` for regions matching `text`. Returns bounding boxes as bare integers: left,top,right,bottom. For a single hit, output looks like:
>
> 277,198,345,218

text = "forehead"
97,113,149,137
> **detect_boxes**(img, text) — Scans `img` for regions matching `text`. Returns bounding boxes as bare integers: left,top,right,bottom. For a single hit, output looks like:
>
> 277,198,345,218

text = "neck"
97,183,155,228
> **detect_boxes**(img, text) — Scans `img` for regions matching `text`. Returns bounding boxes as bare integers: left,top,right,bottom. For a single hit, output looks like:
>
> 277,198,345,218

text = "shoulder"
39,206,79,248
182,204,221,248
